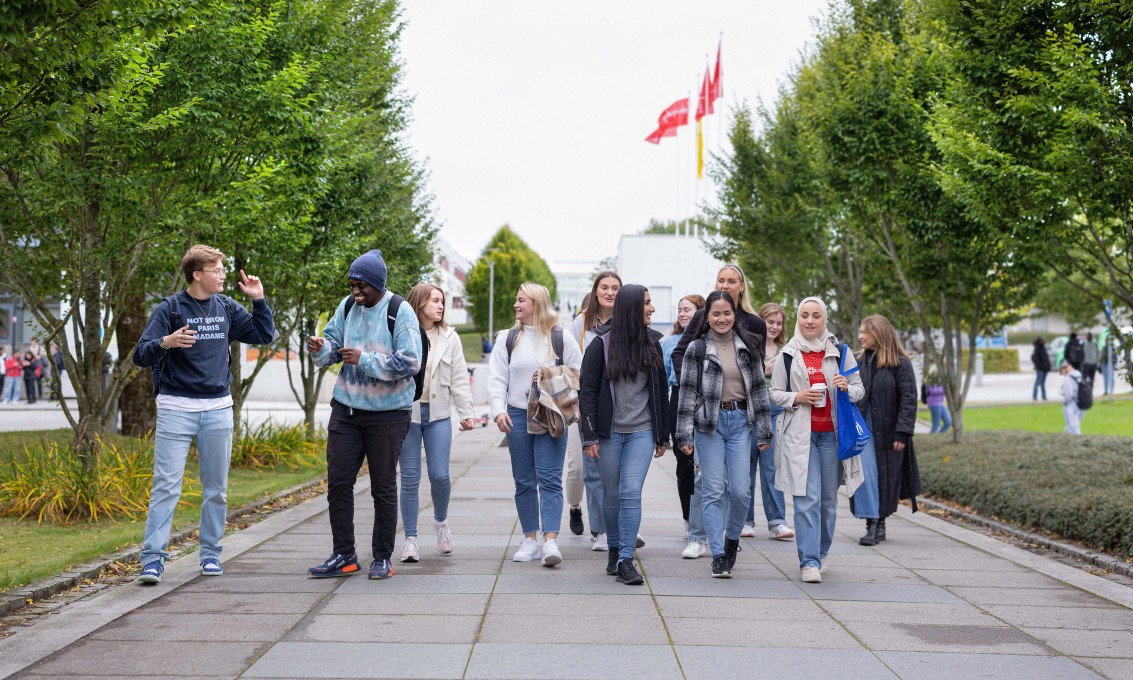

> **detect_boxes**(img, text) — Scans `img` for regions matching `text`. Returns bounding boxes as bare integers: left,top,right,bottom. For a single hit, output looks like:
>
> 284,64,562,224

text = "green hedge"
959,348,1019,373
918,432,1133,558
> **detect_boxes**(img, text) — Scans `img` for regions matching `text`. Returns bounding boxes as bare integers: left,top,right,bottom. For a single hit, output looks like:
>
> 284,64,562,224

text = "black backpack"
1076,372,1094,411
505,325,565,366
150,293,236,396
343,294,428,401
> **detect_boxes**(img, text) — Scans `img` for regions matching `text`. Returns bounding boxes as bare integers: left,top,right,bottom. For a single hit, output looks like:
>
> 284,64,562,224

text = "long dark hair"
605,284,662,382
582,270,622,332
688,291,760,351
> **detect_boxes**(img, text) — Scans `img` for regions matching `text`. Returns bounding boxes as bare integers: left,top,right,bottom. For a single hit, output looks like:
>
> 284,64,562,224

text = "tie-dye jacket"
313,293,422,411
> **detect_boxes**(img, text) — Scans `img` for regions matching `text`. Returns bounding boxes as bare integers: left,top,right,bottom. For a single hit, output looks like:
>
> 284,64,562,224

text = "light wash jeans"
929,405,952,433
746,408,787,527
1063,403,1083,435
793,431,839,570
596,430,655,560
141,407,233,565
2,377,20,403
505,406,567,534
695,409,752,558
687,454,729,544
398,403,452,537
582,448,606,534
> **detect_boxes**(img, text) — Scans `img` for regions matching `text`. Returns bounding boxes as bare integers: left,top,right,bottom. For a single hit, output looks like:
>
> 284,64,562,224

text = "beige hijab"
790,296,835,353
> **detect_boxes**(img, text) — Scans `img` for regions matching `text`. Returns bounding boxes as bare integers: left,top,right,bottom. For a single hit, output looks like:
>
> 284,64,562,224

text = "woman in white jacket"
489,282,583,567
770,297,864,584
398,284,476,563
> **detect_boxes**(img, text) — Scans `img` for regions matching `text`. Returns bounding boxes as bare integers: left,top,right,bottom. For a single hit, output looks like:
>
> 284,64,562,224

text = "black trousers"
670,386,694,521
325,400,410,560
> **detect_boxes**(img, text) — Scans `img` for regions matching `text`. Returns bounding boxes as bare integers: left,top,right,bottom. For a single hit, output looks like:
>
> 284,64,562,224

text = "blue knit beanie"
348,249,387,293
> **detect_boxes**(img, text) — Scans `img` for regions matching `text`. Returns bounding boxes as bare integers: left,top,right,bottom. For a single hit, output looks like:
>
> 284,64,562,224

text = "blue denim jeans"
793,431,839,570
141,407,233,565
2,377,20,403
746,408,787,527
1033,371,1048,400
686,454,729,543
695,409,752,557
929,405,951,433
505,406,567,534
582,448,606,534
398,403,452,537
596,430,655,560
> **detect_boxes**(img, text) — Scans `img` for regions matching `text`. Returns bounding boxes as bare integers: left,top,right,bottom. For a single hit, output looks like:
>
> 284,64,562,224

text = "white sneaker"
820,558,828,575
512,538,542,562
635,534,646,548
399,537,419,563
769,523,796,541
801,566,822,583
740,524,756,538
681,541,706,559
541,539,562,567
435,521,454,554
592,533,608,551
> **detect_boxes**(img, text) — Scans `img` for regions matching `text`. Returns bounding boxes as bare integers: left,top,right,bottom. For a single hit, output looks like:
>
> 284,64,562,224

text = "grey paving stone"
819,600,1002,626
464,643,682,679
947,586,1116,608
23,640,264,677
294,614,481,644
914,569,1066,589
392,559,504,575
140,591,324,615
222,557,329,575
178,574,343,594
656,595,829,620
666,617,860,648
1073,657,1133,680
320,592,489,616
334,574,496,594
478,613,668,644
876,651,1104,680
89,612,302,642
981,604,1133,631
816,566,924,585
842,621,1047,654
647,576,806,599
677,646,897,680
243,641,470,678
1021,627,1133,658
488,593,657,616
889,556,1032,573
493,574,653,596
802,581,962,603
638,559,783,579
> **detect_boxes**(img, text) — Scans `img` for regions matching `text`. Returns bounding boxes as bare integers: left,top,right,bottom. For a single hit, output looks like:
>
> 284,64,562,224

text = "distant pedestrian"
1064,332,1084,370
1082,332,1099,385
1060,361,1084,435
2,351,21,403
489,282,582,567
922,366,951,433
579,285,669,585
50,344,64,401
661,293,705,558
133,245,275,584
0,348,6,399
22,350,37,404
1031,337,1051,401
397,283,475,564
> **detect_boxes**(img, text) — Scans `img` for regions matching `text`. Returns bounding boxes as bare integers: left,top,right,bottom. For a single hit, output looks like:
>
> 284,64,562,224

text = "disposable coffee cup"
813,383,828,408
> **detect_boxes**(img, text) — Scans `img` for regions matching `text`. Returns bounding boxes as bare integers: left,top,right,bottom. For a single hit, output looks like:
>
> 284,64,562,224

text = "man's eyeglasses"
201,267,226,276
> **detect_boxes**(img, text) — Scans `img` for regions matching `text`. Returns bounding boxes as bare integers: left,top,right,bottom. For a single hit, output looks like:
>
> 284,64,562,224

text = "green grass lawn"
0,430,325,593
921,396,1133,436
455,326,489,365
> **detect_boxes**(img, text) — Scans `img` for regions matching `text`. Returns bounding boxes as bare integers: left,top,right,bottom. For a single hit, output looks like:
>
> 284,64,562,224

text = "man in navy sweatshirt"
132,245,275,583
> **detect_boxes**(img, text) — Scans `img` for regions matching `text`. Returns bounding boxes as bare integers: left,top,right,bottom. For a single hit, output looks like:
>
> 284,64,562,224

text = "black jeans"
670,386,694,521
325,400,410,561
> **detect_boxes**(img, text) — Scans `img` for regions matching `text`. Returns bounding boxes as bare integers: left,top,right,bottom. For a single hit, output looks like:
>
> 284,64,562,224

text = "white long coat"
412,325,476,424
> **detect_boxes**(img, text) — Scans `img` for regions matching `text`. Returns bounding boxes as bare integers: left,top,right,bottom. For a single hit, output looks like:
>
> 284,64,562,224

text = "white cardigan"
488,325,582,418
412,325,476,424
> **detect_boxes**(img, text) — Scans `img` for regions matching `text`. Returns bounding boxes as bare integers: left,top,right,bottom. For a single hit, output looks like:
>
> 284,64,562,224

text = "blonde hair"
180,245,225,284
859,314,910,368
718,264,755,314
407,283,447,330
513,282,558,358
757,302,788,347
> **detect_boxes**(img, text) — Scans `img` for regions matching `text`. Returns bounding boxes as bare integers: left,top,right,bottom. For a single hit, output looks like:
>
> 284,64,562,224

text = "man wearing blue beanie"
305,249,423,580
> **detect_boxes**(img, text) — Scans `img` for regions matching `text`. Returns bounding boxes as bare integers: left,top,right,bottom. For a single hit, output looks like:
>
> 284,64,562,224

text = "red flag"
645,98,689,144
696,69,712,121
711,39,723,105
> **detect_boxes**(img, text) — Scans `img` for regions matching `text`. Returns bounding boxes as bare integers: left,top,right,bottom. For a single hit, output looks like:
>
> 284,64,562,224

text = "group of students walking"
130,245,921,587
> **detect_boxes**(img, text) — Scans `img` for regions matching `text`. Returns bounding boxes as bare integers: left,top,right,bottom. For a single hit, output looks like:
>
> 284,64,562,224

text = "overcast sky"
398,1,830,266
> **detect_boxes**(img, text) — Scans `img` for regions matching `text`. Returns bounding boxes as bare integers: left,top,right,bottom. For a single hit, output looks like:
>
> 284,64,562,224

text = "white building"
433,236,471,326
616,234,726,327
552,259,600,314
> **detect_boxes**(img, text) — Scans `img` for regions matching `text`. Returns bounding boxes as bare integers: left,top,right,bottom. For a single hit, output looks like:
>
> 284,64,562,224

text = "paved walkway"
3,425,1132,679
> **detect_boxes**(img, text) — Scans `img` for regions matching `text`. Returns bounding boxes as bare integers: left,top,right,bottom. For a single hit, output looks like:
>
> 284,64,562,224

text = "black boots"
724,538,742,571
569,506,584,535
859,519,879,546
606,547,619,576
876,518,887,542
616,559,644,585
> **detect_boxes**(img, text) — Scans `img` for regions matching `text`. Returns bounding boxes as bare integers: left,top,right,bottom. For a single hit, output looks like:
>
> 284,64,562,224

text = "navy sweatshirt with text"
132,291,275,399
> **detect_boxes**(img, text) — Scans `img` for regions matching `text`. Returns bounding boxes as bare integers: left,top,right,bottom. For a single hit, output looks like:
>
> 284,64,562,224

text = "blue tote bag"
835,343,871,460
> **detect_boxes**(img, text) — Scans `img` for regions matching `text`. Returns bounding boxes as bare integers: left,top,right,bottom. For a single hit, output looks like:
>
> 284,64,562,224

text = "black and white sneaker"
711,555,731,579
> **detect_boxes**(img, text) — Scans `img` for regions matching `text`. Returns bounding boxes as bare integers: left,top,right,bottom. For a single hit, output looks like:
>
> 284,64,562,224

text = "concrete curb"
0,474,325,617
919,496,1133,579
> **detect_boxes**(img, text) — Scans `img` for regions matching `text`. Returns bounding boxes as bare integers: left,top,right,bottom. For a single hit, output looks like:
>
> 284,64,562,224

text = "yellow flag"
697,119,704,179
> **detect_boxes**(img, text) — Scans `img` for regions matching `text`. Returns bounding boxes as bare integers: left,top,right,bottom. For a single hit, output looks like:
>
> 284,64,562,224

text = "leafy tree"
465,225,557,334
640,217,716,236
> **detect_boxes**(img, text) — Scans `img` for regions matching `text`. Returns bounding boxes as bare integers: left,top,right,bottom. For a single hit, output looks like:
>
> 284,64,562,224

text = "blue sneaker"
307,551,360,578
368,558,394,580
137,560,164,584
201,558,223,576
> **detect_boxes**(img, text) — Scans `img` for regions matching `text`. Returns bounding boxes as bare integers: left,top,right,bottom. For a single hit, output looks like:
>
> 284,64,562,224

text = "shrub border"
920,496,1133,579
0,475,325,617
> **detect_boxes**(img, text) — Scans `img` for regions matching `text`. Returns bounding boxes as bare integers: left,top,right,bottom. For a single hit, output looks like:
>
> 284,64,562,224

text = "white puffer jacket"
412,325,476,424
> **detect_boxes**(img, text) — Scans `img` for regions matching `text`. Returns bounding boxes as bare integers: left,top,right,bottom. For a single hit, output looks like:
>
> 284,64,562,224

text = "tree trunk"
229,342,244,440
75,196,106,467
117,289,156,437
